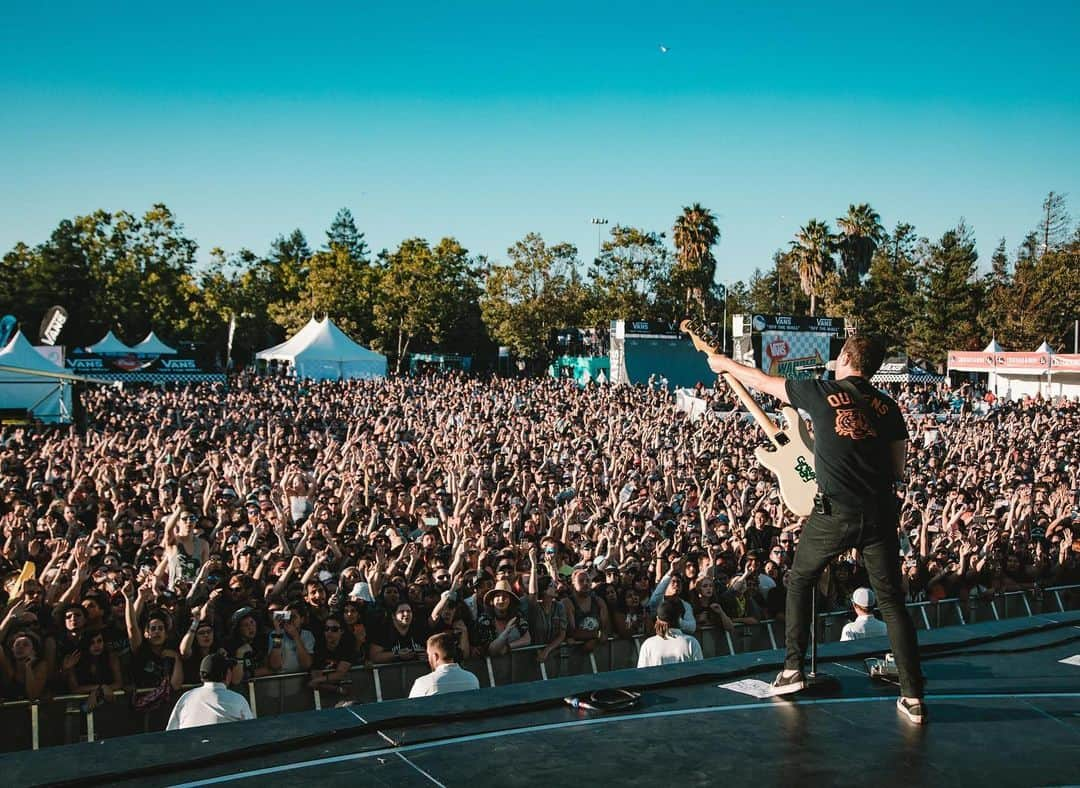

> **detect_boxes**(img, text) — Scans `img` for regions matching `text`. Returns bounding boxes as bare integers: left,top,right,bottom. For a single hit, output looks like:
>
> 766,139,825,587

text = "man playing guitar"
708,335,926,724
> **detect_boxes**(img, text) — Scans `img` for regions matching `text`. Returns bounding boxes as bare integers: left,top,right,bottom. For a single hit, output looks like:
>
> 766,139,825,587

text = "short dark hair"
657,599,683,627
426,631,460,662
841,335,887,377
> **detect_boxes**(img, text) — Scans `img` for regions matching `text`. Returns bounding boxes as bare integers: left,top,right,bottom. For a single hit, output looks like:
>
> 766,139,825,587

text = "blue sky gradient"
2,2,1078,282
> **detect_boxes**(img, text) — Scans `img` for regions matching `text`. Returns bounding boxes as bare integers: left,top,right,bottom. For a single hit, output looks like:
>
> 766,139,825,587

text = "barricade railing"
3,583,1077,751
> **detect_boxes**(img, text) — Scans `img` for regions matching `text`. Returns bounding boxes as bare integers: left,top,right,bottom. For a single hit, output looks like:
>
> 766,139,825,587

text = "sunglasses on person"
182,515,198,522
324,625,342,633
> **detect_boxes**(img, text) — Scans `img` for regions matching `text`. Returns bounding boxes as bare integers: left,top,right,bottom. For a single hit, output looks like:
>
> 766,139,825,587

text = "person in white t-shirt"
840,587,889,641
167,651,253,730
637,599,703,668
409,632,480,698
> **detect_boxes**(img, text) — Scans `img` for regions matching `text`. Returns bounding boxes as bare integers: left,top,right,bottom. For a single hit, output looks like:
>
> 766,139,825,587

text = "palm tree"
836,203,885,286
790,219,835,316
672,203,720,315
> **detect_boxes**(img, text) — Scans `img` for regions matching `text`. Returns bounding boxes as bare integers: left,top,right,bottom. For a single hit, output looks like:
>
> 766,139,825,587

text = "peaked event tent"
947,340,1080,400
0,331,73,422
131,331,178,355
87,330,134,355
256,318,386,380
871,357,945,384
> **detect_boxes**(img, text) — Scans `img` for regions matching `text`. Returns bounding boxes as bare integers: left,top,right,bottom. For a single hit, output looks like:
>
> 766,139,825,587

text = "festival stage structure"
730,313,852,379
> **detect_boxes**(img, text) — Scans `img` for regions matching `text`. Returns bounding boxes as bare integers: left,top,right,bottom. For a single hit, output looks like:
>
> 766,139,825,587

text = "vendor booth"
947,340,1080,400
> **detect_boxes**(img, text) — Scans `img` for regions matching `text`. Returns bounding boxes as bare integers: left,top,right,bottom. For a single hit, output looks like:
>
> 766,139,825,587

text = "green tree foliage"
1037,191,1070,256
744,252,809,315
909,222,983,363
481,233,583,361
2,194,1075,370
789,219,835,316
325,207,369,262
861,223,921,348
285,246,377,340
585,225,670,326
0,205,198,349
672,203,720,316
374,237,483,371
835,203,885,286
980,232,1080,352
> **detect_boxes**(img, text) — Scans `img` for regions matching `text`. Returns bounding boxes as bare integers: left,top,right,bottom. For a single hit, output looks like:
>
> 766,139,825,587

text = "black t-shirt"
372,620,428,657
313,637,355,671
786,376,908,506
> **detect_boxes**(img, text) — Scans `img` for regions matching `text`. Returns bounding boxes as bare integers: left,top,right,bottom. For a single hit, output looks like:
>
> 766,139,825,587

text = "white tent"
87,330,134,356
256,318,386,380
256,317,324,360
132,331,178,356
0,331,73,422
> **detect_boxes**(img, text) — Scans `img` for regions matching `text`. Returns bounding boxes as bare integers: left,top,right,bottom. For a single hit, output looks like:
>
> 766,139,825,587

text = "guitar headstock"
679,318,721,356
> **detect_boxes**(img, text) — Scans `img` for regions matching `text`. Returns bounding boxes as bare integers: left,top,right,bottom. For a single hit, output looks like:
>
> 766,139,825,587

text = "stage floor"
8,614,1080,788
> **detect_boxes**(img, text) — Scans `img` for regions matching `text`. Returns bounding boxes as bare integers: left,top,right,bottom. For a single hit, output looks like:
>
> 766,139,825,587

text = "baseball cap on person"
852,587,876,609
199,650,236,682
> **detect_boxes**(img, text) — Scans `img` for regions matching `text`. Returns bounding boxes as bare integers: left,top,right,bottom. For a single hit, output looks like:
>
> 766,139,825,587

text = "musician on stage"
708,335,926,724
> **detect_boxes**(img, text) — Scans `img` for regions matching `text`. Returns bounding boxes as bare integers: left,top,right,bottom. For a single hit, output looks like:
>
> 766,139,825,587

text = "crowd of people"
0,372,1077,716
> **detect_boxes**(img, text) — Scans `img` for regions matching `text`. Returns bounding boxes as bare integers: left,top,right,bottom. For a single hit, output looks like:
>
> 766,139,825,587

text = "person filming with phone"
267,603,314,674
709,334,926,724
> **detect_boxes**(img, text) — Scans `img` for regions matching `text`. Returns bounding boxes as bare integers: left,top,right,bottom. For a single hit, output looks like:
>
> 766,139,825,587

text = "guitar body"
678,318,821,518
753,407,818,517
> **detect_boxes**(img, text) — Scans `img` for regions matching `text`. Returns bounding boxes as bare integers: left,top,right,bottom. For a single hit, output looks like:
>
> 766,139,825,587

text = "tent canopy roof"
256,318,384,363
0,330,68,373
87,330,134,355
132,331,177,355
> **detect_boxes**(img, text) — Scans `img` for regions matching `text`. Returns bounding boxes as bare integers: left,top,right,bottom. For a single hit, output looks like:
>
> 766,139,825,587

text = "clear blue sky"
2,1,1078,284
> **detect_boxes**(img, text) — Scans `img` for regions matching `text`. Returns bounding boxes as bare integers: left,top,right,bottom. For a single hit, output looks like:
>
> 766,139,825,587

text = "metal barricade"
997,591,1033,619
607,637,638,671
696,626,722,658
744,620,779,651
0,702,34,752
34,696,78,749
967,594,999,624
250,672,316,717
506,647,546,685
341,667,379,705
5,584,1080,752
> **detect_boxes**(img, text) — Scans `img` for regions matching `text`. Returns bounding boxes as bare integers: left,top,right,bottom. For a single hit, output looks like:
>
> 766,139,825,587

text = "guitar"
679,318,819,517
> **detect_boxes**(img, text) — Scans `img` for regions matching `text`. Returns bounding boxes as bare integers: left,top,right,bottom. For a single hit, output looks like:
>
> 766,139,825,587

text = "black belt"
814,492,889,516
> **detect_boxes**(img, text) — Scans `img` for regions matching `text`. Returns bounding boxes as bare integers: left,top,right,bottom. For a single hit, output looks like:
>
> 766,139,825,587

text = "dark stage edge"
6,611,1080,788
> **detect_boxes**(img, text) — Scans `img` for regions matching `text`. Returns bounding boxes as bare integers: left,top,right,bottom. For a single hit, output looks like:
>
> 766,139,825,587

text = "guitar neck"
721,372,782,442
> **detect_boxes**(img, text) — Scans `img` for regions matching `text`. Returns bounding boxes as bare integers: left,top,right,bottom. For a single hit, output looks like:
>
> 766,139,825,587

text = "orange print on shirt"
835,408,877,440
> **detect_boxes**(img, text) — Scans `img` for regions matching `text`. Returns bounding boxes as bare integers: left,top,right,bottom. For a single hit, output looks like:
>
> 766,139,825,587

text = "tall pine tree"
325,207,369,262
909,222,983,364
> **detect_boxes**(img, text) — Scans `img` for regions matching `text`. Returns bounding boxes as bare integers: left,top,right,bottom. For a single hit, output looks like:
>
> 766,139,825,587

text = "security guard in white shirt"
637,599,704,668
166,651,254,730
409,632,481,697
840,588,889,641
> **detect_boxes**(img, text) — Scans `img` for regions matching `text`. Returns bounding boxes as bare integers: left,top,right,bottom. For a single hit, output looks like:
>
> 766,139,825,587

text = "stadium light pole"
721,280,729,354
590,217,608,261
